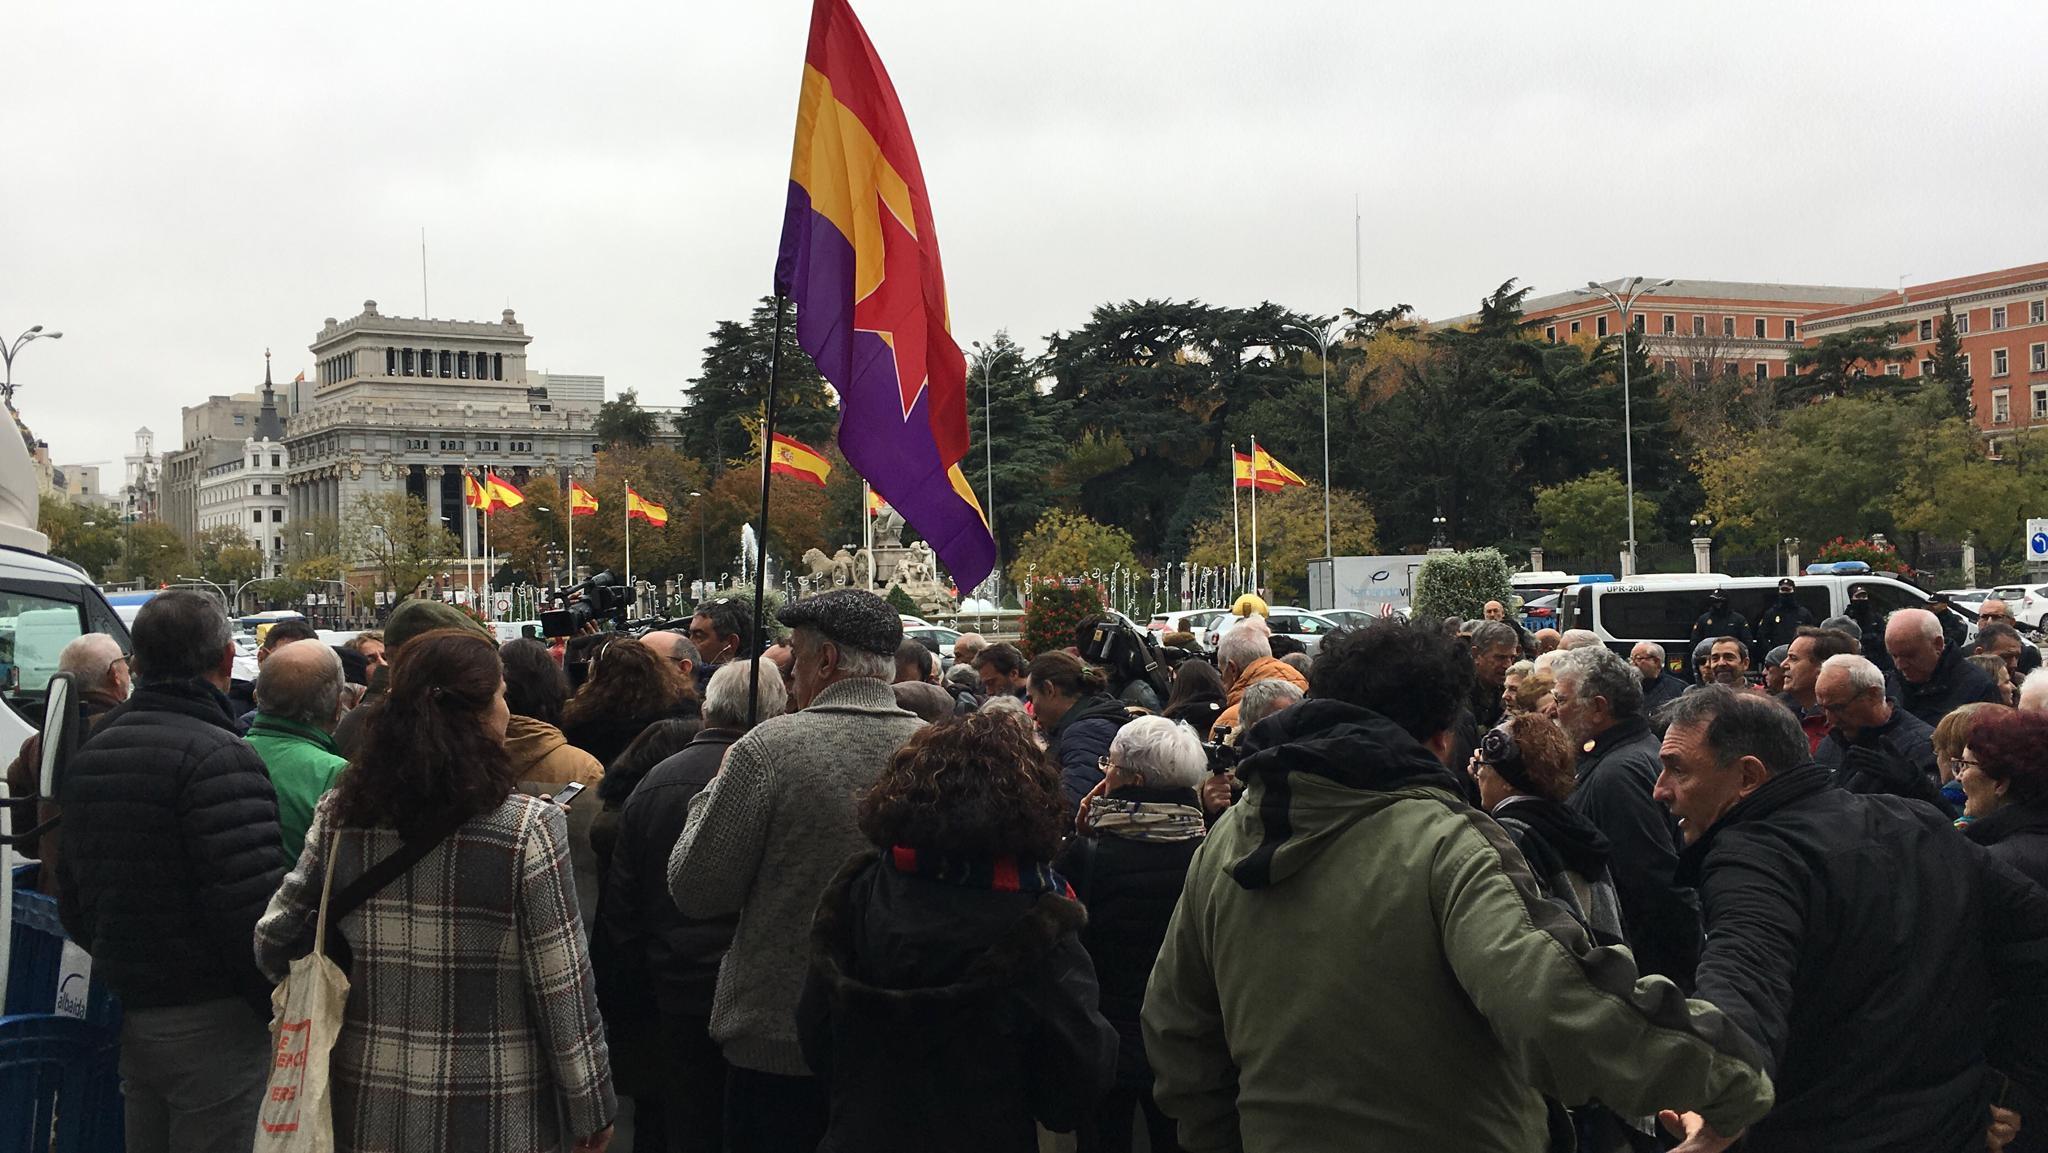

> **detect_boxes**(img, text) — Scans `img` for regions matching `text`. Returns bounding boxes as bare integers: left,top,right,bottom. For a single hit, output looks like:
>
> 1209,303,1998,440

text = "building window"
386,348,396,376
1569,320,1581,336
1755,362,1769,382
271,484,282,495
510,440,532,453
440,439,463,451
1632,313,1645,333
2034,301,2046,325
1994,389,2010,423
1754,317,1766,339
1692,359,1707,381
493,353,504,380
477,440,501,453
252,510,264,524
270,454,280,467
1545,325,1556,342
1692,315,1705,337
1597,315,1609,338
1663,359,1678,375
439,351,453,378
1962,353,1973,379
2034,344,2047,372
1662,314,1676,335
1922,358,1936,377
1886,364,1903,376
1958,313,1972,334
233,414,246,426
1784,319,1796,341
402,349,415,376
1996,348,2011,376
1994,306,2009,330
405,437,428,451
273,537,282,553
1722,361,1739,378
2036,387,2048,422
1722,316,1735,338
271,509,283,522
1919,319,1934,342
458,351,471,379
251,483,261,496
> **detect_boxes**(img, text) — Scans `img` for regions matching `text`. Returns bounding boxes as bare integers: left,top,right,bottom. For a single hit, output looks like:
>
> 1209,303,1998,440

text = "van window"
1596,591,1702,643
0,592,87,693
1725,587,1830,628
1850,581,1923,618
1558,590,1580,631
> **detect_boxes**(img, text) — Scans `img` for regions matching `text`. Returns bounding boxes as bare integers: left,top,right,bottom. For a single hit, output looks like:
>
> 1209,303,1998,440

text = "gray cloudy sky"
7,1,2047,473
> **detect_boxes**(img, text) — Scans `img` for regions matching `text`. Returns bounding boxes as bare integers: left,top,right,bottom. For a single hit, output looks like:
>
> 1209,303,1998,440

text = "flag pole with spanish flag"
1230,444,1242,597
1250,435,1261,597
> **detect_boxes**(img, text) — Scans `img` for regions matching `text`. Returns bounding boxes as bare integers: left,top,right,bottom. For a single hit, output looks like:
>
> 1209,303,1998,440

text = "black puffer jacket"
1813,705,1949,815
1056,786,1203,1088
798,852,1116,1153
1048,694,1131,809
1887,642,2003,728
1568,717,1701,989
1965,802,2048,888
56,680,286,1015
1679,763,2048,1152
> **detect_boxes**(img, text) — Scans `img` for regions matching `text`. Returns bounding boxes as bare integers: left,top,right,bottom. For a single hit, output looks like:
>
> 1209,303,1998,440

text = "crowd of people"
17,578,2048,1153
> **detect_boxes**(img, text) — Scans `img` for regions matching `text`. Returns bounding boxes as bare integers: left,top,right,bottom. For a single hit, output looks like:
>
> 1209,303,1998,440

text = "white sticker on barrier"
55,940,92,1019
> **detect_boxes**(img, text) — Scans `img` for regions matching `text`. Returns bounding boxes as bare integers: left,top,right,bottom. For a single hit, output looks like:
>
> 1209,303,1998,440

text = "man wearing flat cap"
667,589,925,1152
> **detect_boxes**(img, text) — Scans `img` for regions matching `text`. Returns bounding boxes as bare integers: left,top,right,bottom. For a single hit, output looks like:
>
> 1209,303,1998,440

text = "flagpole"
863,479,874,590
1250,435,1261,598
624,484,633,591
483,500,493,623
565,479,576,585
1230,443,1241,600
462,475,474,612
746,296,788,728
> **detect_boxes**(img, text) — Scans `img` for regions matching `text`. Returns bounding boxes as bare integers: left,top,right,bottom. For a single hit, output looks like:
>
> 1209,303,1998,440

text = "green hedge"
1412,548,1514,622
1021,581,1105,657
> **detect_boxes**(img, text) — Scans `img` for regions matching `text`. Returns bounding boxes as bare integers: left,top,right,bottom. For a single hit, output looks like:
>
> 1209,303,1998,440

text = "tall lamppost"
968,339,999,603
1282,320,1345,558
1574,278,1673,576
689,490,705,591
2,325,64,409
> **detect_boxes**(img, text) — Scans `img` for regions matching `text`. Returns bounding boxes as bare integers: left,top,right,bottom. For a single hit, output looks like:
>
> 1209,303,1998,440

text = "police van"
1555,564,1931,676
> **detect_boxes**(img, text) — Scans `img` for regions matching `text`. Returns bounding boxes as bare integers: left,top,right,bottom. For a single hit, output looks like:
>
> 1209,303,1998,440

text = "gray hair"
1821,614,1861,637
1551,644,1644,720
1660,685,1808,775
793,625,893,680
1108,716,1208,790
1469,621,1519,654
1821,653,1885,696
1558,629,1601,650
1240,678,1304,728
58,633,124,689
980,693,1029,718
1712,635,1750,663
1279,652,1313,676
1217,623,1273,672
703,657,787,729
252,640,344,728
951,632,987,663
2021,669,2048,711
1630,641,1666,663
1888,608,1943,644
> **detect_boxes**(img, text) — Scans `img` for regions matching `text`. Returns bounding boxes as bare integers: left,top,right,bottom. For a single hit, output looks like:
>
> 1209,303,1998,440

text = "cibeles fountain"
801,505,957,614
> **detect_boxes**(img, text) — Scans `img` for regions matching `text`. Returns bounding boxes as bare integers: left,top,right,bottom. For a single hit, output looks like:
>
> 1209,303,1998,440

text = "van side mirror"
39,671,79,802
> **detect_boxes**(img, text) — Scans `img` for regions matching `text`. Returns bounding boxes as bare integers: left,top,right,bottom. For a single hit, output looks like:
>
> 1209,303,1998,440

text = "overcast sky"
7,1,2047,474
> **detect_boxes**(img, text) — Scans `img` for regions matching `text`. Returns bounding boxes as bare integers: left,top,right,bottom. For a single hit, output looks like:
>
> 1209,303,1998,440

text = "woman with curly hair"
561,634,698,770
1468,712,1622,946
798,712,1117,1152
1959,708,2048,885
255,628,615,1153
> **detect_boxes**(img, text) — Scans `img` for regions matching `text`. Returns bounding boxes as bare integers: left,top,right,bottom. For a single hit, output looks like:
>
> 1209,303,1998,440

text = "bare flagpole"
747,296,788,727
1230,445,1242,599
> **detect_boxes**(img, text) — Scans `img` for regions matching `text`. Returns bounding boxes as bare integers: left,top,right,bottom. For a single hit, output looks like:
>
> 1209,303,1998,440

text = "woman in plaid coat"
256,628,617,1153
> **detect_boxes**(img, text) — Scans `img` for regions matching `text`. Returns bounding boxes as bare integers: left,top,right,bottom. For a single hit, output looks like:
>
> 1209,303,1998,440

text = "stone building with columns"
289,301,603,547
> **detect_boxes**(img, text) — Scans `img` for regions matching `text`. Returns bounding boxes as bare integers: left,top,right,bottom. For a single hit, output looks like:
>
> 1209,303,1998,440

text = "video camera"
1078,615,1172,708
539,570,634,638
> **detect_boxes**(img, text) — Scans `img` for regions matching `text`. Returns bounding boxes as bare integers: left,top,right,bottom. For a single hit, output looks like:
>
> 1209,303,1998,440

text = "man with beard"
1696,637,1756,690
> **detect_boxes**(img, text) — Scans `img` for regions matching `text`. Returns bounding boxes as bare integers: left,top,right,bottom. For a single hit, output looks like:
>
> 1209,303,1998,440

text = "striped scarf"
888,845,1074,897
1085,796,1208,843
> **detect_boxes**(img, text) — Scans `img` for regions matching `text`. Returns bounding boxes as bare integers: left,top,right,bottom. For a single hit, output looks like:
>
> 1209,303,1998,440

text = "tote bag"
256,842,351,1153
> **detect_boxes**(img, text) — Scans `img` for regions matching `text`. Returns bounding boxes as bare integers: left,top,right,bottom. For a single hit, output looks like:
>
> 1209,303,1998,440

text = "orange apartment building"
1797,261,2048,434
1514,278,1890,382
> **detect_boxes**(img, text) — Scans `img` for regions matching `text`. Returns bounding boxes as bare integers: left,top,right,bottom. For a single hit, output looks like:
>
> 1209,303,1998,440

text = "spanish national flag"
626,486,669,527
484,472,526,510
769,433,832,488
867,488,888,515
1232,452,1276,491
569,481,600,517
1253,447,1307,489
464,474,490,509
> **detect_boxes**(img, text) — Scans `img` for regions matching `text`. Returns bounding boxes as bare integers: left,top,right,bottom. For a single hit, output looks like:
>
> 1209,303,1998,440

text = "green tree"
1928,304,1972,420
593,389,660,449
346,492,458,603
1696,396,1917,551
1534,470,1660,563
194,525,263,586
39,496,121,580
883,585,919,616
573,447,711,583
1185,484,1377,602
113,521,190,587
1007,508,1138,590
1412,548,1515,622
1784,322,1913,402
678,297,837,480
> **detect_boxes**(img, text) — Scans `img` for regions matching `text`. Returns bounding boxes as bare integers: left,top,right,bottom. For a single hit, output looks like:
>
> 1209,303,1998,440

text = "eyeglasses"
1097,756,1120,775
1959,755,1984,771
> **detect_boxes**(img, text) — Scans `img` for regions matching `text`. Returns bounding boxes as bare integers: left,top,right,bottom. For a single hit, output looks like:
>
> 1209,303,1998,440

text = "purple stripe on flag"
776,181,996,592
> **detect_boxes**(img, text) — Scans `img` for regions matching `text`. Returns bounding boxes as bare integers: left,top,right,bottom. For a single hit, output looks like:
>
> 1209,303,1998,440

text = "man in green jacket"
1142,619,1775,1153
245,639,348,861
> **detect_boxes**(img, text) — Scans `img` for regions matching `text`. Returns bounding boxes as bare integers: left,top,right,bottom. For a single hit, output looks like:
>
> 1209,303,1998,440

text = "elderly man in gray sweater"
669,588,925,1152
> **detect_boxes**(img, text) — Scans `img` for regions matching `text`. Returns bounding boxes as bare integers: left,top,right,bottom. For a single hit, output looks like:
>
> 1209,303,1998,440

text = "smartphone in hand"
553,781,587,808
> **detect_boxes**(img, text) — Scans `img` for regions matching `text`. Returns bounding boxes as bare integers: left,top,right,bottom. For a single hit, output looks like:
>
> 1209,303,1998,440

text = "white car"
1990,585,2048,629
1217,605,1344,655
903,624,959,668
1148,608,1230,648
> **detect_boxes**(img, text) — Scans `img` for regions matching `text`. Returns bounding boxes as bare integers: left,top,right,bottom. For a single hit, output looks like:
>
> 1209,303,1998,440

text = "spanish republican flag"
769,433,832,487
569,481,600,517
484,472,526,510
775,0,995,592
464,474,490,509
1253,447,1307,489
626,487,668,527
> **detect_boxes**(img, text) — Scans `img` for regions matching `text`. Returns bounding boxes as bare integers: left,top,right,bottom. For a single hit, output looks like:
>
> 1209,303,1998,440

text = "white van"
1556,567,1930,676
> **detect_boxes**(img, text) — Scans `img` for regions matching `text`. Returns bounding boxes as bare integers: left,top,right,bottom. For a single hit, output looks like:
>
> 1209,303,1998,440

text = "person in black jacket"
598,658,783,1153
1160,658,1225,737
1753,578,1816,651
1810,654,1950,815
1688,589,1752,653
1029,650,1132,809
1958,708,2048,887
1885,607,2003,728
1652,687,2048,1153
1060,716,1208,1153
1550,644,1702,989
1926,591,1972,651
799,710,1117,1153
57,590,287,1149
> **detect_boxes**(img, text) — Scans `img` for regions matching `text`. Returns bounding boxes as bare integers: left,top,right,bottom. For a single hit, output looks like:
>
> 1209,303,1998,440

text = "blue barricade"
2,864,123,1153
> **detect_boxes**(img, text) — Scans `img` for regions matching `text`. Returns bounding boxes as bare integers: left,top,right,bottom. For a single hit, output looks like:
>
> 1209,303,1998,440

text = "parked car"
1990,585,2048,629
903,624,960,668
1321,608,1386,630
1253,605,1345,656
1520,593,1560,633
1148,607,1230,648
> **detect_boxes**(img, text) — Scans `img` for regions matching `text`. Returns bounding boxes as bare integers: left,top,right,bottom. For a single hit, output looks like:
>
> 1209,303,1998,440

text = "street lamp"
1575,277,1674,577
689,490,706,587
2,325,64,408
1282,320,1347,557
968,340,1000,601
1430,514,1449,550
